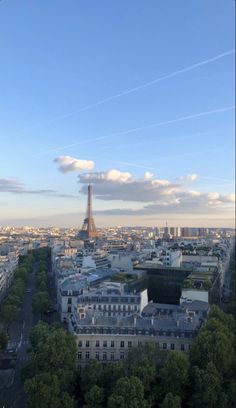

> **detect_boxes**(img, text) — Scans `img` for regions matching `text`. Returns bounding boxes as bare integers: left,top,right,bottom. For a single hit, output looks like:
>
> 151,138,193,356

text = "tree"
227,379,236,408
14,267,28,282
160,393,182,408
190,320,234,376
60,392,75,408
161,351,189,398
108,376,149,408
1,303,18,326
189,362,227,408
85,385,104,408
24,373,61,408
6,293,21,307
203,278,212,290
24,324,76,408
101,363,125,397
29,321,50,349
32,292,51,315
208,305,235,333
37,279,47,292
11,279,25,298
29,328,76,391
80,360,103,394
0,329,7,352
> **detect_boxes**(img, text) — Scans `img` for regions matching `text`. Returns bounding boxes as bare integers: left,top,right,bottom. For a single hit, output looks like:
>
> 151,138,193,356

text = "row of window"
78,340,132,348
76,328,193,337
163,343,186,351
78,351,124,360
77,344,188,361
78,340,188,351
91,304,138,311
78,296,138,303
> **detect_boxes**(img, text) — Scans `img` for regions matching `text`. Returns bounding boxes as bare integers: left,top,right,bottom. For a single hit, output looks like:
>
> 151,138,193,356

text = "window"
68,298,72,304
120,352,124,360
181,344,185,351
110,352,115,361
67,306,71,313
103,340,107,348
78,340,82,347
103,352,107,361
120,341,124,348
78,352,82,359
85,351,90,359
111,341,114,348
163,343,167,350
95,351,99,360
171,343,175,350
128,341,132,348
95,340,100,347
86,340,90,347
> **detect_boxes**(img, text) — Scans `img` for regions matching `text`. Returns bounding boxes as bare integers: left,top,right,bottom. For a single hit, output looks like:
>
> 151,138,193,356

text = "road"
0,265,39,408
220,238,235,309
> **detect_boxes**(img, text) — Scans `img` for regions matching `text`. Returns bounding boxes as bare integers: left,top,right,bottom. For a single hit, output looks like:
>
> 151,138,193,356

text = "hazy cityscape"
0,1,235,408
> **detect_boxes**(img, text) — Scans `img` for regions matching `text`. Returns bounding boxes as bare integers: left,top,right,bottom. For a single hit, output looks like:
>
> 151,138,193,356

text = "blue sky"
0,0,235,227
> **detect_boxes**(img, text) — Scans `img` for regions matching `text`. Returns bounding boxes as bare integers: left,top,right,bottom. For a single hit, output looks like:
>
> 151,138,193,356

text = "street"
0,266,39,408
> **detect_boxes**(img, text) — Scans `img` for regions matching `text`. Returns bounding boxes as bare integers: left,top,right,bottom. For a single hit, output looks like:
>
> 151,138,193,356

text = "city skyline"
0,1,235,228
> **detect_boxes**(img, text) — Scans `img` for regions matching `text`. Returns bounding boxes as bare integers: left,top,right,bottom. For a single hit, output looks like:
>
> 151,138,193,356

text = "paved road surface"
0,266,39,408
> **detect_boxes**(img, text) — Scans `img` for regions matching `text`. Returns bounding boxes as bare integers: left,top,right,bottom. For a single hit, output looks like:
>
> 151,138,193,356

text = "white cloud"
54,155,94,173
144,171,154,180
106,169,132,183
79,169,132,184
179,173,198,182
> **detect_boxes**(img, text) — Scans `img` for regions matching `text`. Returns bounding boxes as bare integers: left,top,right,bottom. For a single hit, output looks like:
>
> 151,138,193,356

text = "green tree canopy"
101,363,125,397
190,362,227,408
80,360,103,394
85,385,104,408
29,320,50,349
161,351,189,398
32,291,51,315
160,393,182,408
108,376,149,408
24,373,61,408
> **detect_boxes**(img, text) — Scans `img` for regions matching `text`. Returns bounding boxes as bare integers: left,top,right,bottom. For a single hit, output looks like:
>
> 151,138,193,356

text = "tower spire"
80,184,98,239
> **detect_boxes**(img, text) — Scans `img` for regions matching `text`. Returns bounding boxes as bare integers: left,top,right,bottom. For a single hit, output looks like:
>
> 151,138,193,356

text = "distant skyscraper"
163,222,170,240
79,184,98,239
181,227,190,237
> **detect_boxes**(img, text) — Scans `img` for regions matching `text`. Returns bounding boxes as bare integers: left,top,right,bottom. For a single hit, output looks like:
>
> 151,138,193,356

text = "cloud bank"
0,178,54,195
78,169,235,215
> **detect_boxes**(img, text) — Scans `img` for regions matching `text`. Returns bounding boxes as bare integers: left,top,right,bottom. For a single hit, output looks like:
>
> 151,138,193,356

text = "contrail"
18,49,234,135
200,175,235,183
39,105,235,154
96,158,163,172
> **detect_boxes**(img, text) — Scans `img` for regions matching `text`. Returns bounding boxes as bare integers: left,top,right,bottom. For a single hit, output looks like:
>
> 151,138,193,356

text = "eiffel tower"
80,184,98,239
